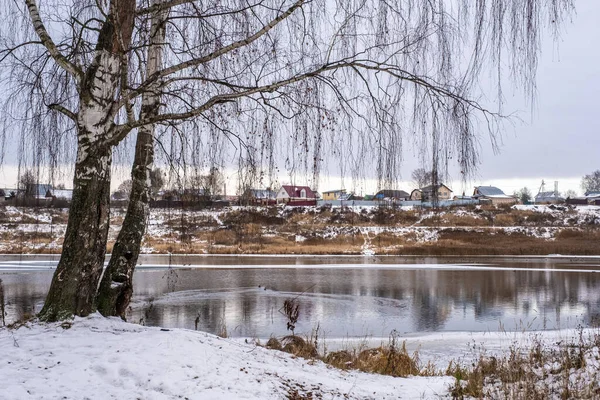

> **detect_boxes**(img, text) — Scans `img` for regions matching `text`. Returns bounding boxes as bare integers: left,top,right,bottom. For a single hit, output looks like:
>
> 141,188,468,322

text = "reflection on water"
2,257,600,338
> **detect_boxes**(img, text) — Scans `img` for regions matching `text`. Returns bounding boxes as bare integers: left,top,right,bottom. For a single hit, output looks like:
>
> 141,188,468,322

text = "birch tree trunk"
39,0,136,321
96,5,167,318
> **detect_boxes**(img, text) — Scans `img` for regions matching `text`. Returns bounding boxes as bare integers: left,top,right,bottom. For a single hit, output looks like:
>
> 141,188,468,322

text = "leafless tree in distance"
582,170,600,194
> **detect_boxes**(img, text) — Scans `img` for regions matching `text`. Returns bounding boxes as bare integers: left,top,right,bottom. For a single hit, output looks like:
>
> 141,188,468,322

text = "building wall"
438,187,452,200
490,197,517,205
276,187,289,202
410,190,422,200
322,191,343,201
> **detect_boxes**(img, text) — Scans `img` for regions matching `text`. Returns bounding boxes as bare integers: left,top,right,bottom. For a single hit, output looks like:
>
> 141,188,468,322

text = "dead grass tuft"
324,350,354,370
448,330,600,399
281,335,319,358
353,339,419,377
266,337,282,350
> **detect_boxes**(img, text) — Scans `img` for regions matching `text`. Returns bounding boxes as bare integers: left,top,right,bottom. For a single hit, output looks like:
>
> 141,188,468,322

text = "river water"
2,255,600,339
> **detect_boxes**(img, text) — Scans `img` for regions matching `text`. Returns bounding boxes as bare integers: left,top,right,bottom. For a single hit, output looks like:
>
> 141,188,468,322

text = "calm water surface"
2,255,600,338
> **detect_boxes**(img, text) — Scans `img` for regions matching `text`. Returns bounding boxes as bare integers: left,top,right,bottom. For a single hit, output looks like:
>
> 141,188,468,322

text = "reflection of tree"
411,288,451,331
6,264,600,335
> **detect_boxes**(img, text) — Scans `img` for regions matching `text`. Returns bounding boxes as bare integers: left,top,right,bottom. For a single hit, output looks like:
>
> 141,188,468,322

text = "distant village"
239,184,600,207
2,181,599,208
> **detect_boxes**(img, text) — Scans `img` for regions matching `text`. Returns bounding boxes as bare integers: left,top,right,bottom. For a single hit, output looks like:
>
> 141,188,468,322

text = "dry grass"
420,214,487,227
138,224,600,255
1,205,599,255
448,331,600,399
266,330,422,378
212,229,237,245
221,208,285,225
263,327,600,399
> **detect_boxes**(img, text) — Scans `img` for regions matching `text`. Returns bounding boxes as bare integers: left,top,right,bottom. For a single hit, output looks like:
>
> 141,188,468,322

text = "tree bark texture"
95,125,153,318
39,0,136,321
39,145,112,321
97,4,167,318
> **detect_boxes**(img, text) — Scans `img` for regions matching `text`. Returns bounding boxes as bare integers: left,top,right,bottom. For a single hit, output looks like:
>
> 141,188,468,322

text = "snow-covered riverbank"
0,314,452,399
0,204,598,255
3,314,600,399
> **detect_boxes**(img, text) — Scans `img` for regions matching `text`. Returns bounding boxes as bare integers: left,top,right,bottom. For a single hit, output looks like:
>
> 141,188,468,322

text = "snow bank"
0,314,452,399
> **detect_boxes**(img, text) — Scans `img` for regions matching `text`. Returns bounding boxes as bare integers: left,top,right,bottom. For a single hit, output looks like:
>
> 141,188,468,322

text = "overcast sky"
0,1,597,196
318,0,600,196
460,0,599,195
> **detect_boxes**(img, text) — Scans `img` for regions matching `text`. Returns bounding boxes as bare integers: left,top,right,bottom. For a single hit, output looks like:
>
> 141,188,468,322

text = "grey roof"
248,189,276,199
535,191,565,200
474,186,506,197
375,189,410,199
420,184,452,193
48,189,73,200
585,191,600,197
338,192,354,201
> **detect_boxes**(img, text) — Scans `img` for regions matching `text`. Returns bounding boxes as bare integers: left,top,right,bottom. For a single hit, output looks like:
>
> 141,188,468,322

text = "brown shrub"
355,343,419,377
221,208,285,225
51,213,69,224
266,337,282,350
324,350,355,370
281,335,319,358
370,208,420,225
494,213,519,226
372,232,402,247
212,229,237,245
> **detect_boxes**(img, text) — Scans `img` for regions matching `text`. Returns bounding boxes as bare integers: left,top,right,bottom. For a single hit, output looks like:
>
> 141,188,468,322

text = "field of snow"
0,314,452,399
3,314,600,399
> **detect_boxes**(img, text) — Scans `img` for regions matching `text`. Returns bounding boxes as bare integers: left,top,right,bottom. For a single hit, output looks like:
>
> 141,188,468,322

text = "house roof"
280,185,316,199
420,184,452,193
473,186,512,198
47,189,73,200
374,190,410,199
322,189,345,194
535,191,564,200
585,191,600,198
247,189,276,199
338,192,355,201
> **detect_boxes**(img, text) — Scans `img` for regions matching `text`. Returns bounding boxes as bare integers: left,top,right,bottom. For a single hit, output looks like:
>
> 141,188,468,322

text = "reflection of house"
374,190,410,201
534,191,564,204
411,184,452,201
322,189,346,201
472,186,517,205
240,188,277,205
276,185,317,206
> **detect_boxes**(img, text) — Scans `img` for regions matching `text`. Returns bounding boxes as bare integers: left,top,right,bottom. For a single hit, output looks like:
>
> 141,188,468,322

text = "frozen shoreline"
0,314,453,399
2,315,598,399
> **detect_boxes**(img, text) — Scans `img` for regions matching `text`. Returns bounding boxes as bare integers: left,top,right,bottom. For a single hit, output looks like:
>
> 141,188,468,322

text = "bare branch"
48,103,77,121
24,0,83,83
125,0,305,104
136,0,194,16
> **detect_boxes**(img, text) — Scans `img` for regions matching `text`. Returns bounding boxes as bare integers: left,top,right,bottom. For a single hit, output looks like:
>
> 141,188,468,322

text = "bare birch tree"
0,0,575,320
